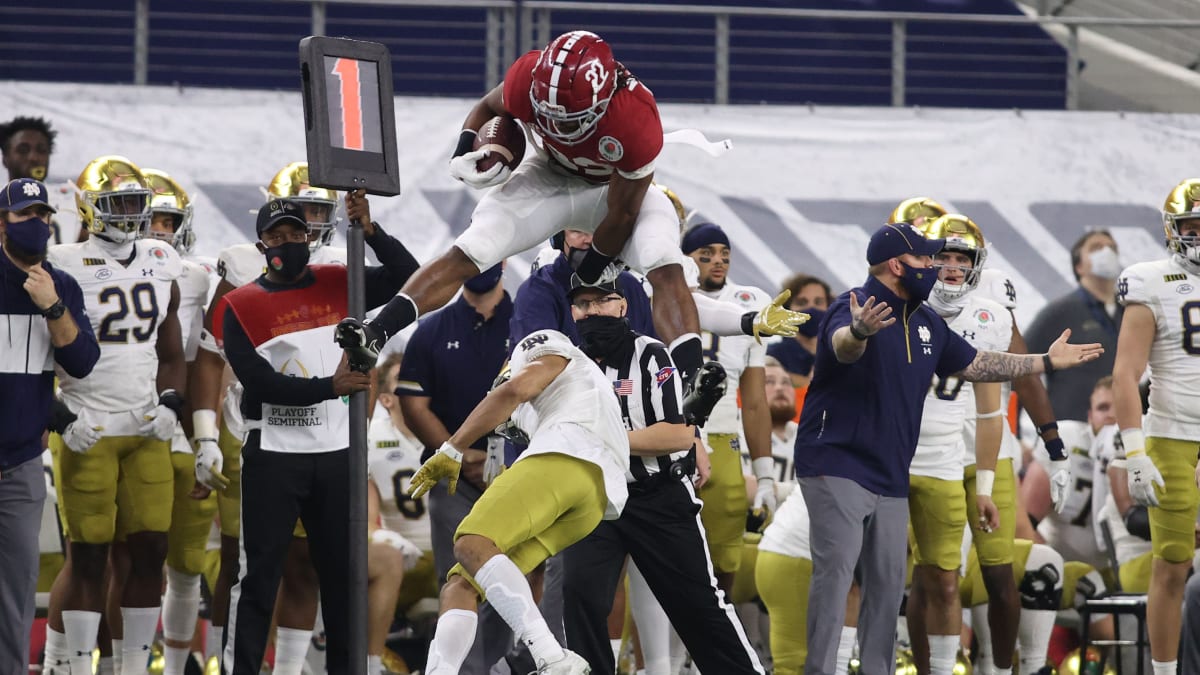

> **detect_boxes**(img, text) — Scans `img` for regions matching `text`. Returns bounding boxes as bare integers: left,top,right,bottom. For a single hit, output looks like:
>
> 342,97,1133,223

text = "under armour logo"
142,269,154,276
447,341,460,349
22,182,40,196
961,330,976,340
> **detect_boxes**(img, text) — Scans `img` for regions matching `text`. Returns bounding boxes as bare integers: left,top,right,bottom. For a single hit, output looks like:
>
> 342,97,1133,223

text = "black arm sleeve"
223,305,337,407
364,228,421,310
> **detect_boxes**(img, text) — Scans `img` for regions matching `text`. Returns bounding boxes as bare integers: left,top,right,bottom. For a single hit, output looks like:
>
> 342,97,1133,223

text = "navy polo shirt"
395,292,514,455
793,276,977,498
767,338,815,378
509,255,655,345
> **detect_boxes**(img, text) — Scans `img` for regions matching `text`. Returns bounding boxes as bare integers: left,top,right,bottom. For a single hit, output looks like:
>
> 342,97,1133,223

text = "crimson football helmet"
529,31,619,145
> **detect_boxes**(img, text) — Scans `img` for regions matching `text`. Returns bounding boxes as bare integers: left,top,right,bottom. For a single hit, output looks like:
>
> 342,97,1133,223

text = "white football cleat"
534,649,591,674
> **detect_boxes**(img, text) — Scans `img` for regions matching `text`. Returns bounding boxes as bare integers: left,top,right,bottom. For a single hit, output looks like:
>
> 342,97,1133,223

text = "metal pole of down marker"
346,215,368,674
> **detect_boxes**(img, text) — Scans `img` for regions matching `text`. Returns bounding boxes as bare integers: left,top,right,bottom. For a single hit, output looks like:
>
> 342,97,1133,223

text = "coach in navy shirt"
794,222,1104,675
0,178,98,672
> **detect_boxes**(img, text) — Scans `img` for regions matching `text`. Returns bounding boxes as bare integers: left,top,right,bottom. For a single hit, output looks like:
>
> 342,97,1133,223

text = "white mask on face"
1088,246,1121,280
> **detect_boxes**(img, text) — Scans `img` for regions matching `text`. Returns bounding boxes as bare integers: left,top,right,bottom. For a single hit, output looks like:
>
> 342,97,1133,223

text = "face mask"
1088,246,1121,280
900,262,938,303
576,315,632,359
264,241,310,279
4,216,51,261
797,308,824,338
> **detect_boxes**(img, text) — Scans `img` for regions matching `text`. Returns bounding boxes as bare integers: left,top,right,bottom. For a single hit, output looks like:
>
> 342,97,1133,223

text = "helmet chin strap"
92,229,136,260
928,286,967,318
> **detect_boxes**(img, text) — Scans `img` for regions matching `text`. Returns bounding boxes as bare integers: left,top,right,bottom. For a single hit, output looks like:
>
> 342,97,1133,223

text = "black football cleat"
682,361,727,428
335,318,387,373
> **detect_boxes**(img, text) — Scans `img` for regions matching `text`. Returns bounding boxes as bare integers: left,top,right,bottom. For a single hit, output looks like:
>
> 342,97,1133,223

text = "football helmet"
141,168,195,254
1163,178,1200,265
890,196,948,226
655,183,692,232
529,31,620,145
267,162,338,252
916,213,988,303
75,155,153,244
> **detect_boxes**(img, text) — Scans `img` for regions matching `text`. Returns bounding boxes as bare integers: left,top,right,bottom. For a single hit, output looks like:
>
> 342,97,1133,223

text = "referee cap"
866,222,944,265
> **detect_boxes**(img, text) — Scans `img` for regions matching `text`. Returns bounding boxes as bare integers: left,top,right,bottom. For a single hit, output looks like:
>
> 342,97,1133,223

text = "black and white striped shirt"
595,334,688,482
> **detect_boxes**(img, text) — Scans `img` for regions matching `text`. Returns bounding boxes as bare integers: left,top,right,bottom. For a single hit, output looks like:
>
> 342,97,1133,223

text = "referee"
560,276,764,675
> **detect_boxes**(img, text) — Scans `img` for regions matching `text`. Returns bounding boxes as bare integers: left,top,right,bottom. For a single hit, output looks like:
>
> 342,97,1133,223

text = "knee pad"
1019,544,1064,611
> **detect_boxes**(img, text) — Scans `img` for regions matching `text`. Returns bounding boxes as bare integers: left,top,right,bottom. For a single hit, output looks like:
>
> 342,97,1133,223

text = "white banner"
6,80,1198,325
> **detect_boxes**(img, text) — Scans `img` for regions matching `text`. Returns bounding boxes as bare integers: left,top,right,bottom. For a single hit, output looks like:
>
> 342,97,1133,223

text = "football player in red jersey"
338,30,708,389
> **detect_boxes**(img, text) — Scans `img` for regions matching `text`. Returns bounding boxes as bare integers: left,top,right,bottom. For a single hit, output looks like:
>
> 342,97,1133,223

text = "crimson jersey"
503,50,663,183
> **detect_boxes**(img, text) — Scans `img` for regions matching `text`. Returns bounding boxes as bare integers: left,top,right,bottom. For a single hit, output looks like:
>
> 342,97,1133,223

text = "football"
473,115,526,173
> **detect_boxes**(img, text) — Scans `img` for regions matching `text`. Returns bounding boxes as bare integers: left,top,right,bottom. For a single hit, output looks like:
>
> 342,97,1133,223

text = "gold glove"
753,290,810,344
409,442,463,498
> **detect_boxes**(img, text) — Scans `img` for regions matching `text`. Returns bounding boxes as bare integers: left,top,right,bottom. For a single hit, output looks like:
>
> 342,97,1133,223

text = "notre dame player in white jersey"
45,155,187,675
906,214,1006,675
365,352,432,675
1112,178,1200,675
136,167,218,675
681,222,778,591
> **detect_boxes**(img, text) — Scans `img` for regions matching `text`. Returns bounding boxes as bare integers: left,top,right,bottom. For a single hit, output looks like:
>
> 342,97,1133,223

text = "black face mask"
576,315,633,359
264,241,310,280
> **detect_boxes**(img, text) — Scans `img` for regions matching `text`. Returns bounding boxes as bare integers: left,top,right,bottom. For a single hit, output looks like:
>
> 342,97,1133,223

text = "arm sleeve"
395,322,433,397
363,228,421,310
641,343,684,424
935,328,979,378
223,305,337,406
509,277,564,345
52,275,100,378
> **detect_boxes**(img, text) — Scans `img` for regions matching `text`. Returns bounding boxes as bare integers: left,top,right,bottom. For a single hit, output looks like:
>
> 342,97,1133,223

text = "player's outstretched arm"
959,329,1103,382
446,354,568,452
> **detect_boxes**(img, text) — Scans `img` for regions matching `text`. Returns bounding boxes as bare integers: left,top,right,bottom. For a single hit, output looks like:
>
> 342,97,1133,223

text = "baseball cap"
0,178,57,213
866,222,944,265
256,198,308,235
568,273,623,299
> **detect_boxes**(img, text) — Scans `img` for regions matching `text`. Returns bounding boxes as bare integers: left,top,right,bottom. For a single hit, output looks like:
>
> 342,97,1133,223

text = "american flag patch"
654,366,676,388
613,379,633,396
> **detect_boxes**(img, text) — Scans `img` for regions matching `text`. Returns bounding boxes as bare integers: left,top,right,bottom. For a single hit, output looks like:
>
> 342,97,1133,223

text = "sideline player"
1111,178,1200,675
46,155,186,675
0,116,82,243
339,30,707,393
411,328,630,675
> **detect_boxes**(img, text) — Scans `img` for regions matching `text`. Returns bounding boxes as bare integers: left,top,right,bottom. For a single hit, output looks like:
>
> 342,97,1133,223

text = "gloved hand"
750,290,810,344
409,442,464,498
449,150,510,189
371,528,423,571
483,436,506,485
1126,451,1165,507
62,420,104,454
139,404,178,440
751,456,778,519
1047,458,1072,514
194,438,229,491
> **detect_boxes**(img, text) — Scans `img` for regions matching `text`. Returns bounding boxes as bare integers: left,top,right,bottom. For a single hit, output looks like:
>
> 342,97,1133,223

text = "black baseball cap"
256,198,308,235
568,273,623,299
866,222,944,265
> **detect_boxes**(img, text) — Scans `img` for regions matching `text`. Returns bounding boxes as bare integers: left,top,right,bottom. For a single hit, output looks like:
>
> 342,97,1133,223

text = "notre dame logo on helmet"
520,334,549,352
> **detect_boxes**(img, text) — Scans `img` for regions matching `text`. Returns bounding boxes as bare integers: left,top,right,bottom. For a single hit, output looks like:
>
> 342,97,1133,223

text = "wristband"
42,300,66,320
740,312,756,336
193,409,218,441
1119,428,1146,458
438,441,464,462
975,469,996,497
452,129,477,158
752,456,775,481
1044,437,1067,461
849,324,869,341
1042,353,1054,373
976,407,1005,420
158,389,185,417
1037,421,1059,435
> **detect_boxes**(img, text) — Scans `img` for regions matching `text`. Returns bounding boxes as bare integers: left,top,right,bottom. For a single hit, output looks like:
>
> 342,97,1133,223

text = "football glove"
483,436,506,485
194,438,229,491
682,362,727,428
449,150,510,189
751,456,778,519
409,441,464,498
62,420,104,454
1047,459,1072,514
1126,451,1164,507
750,290,810,343
140,390,183,441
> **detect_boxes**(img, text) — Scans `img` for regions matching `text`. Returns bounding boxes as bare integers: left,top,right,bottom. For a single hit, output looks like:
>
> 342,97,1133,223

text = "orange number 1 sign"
330,58,365,151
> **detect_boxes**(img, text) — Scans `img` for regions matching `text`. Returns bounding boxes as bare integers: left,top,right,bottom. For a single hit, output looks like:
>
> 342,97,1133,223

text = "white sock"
474,555,563,665
163,645,189,675
970,604,993,673
628,560,671,675
112,638,123,674
425,609,478,675
120,607,161,675
1152,661,1178,675
668,627,688,675
367,653,382,675
993,668,1012,675
1017,607,1055,674
611,638,623,666
928,634,959,675
163,568,200,643
207,624,224,662
62,610,102,675
835,626,857,675
44,626,70,673
97,655,115,675
272,626,312,675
